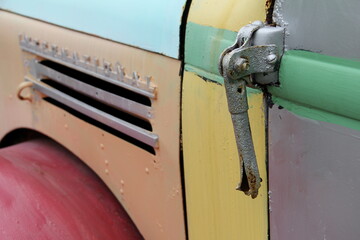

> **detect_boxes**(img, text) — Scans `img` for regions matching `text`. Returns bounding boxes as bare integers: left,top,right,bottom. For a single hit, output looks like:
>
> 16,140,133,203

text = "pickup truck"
0,0,359,239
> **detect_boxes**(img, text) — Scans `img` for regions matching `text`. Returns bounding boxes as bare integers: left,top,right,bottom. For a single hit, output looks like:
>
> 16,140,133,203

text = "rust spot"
237,164,260,198
237,164,250,192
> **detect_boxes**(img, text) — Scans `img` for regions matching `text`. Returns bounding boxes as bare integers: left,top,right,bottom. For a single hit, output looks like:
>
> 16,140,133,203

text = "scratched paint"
185,22,237,81
188,0,266,31
182,71,268,240
273,0,360,59
269,107,360,240
185,0,267,83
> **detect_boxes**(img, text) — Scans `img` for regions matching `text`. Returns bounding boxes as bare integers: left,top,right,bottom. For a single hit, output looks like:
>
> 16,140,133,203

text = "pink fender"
0,139,143,240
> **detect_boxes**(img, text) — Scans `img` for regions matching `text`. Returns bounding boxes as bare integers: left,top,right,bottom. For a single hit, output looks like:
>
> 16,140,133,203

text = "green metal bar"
270,50,360,123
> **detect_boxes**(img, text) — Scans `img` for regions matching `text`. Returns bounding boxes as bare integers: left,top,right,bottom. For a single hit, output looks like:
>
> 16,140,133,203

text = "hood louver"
20,35,158,154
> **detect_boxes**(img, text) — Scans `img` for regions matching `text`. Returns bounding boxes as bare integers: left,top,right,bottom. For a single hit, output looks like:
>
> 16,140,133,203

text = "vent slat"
26,78,159,148
31,60,152,120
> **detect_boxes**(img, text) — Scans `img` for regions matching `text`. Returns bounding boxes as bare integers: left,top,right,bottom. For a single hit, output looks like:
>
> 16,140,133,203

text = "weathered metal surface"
0,139,143,239
219,22,284,85
219,21,283,198
20,35,156,99
222,44,278,83
269,106,360,240
226,78,260,198
0,12,186,240
1,0,187,58
273,0,360,59
252,26,284,85
219,22,264,198
220,22,284,85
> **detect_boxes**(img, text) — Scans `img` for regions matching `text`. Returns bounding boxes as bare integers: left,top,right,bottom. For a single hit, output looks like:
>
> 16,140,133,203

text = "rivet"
145,168,150,174
104,159,109,166
103,61,112,71
120,180,125,185
120,188,124,194
100,143,105,150
105,169,109,175
64,124,68,129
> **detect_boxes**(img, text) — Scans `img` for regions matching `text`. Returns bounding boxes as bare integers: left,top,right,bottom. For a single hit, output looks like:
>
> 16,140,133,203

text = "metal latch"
219,21,284,198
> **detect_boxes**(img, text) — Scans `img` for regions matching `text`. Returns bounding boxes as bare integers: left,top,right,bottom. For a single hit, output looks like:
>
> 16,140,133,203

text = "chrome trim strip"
20,35,156,99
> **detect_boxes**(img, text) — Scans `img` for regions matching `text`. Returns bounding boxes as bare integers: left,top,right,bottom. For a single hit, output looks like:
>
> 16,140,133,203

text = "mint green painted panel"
270,50,360,129
184,64,261,97
0,0,187,58
185,22,236,82
184,65,225,84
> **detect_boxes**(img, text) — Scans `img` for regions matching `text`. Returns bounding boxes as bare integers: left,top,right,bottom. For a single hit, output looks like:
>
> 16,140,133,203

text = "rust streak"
265,0,276,25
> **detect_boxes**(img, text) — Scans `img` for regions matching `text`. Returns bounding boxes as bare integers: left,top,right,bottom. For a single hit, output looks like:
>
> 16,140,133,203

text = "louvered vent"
20,35,158,154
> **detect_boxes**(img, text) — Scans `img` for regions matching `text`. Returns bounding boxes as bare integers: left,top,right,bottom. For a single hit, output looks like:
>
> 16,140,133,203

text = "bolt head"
239,61,249,71
235,58,249,72
266,54,278,64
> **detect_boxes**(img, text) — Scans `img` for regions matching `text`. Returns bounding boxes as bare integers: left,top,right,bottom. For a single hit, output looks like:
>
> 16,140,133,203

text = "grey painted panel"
273,0,360,59
269,106,360,240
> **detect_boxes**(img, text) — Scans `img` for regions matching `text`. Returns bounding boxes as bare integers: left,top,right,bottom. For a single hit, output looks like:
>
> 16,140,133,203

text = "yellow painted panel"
182,71,268,239
188,0,267,31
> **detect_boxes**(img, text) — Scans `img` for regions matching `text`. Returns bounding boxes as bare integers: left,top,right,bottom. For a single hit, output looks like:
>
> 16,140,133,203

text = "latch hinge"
218,21,284,198
219,21,284,85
